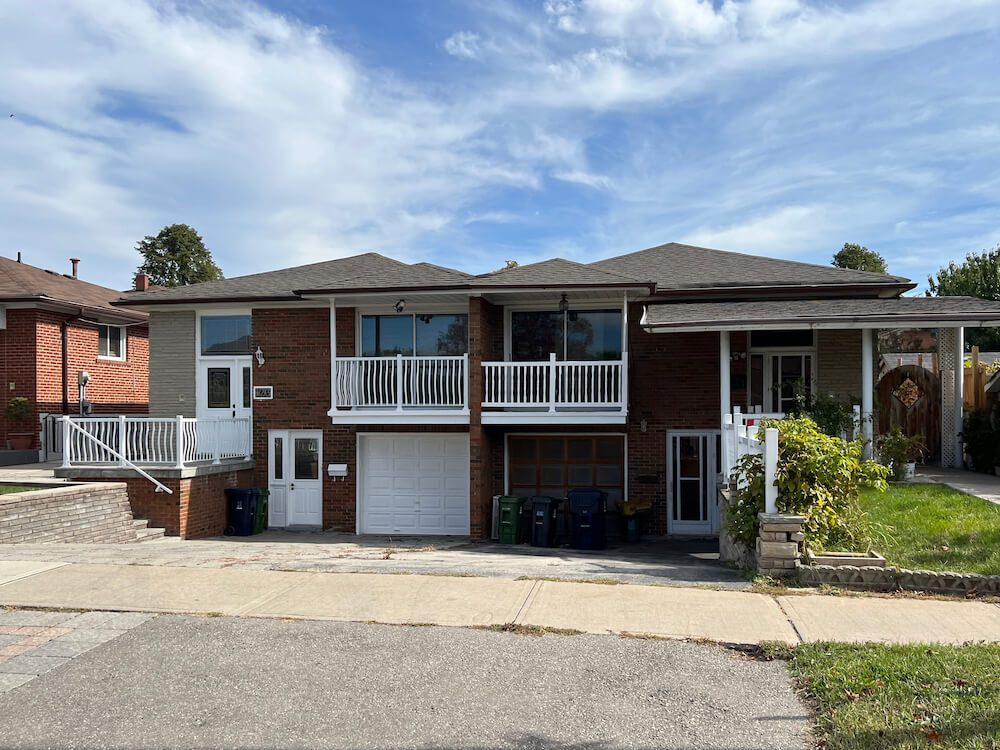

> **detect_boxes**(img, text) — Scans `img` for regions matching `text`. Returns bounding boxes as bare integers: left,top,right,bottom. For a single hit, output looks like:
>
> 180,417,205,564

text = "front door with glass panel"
667,432,720,535
268,430,323,527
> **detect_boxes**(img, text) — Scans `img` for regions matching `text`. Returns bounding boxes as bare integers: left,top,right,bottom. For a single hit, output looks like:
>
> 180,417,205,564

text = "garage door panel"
360,434,470,535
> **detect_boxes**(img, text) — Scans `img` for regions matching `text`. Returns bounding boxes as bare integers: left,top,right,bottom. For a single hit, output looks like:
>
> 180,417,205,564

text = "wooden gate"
877,365,941,461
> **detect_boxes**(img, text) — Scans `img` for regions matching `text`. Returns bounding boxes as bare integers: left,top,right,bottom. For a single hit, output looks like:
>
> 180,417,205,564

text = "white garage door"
359,434,470,535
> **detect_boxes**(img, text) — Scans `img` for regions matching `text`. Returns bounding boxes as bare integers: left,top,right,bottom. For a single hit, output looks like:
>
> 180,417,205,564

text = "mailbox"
327,463,348,480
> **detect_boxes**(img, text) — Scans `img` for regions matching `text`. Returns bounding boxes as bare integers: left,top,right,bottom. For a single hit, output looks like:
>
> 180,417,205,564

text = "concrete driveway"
0,532,749,588
0,615,810,749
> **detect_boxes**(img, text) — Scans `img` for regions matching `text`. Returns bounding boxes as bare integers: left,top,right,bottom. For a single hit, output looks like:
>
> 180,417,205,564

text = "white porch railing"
333,355,469,411
61,415,251,469
481,354,627,412
721,408,781,513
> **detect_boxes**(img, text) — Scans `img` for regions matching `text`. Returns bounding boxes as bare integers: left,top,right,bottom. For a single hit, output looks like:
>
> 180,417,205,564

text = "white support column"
764,427,779,514
861,328,874,459
329,297,337,411
953,326,965,468
720,330,731,420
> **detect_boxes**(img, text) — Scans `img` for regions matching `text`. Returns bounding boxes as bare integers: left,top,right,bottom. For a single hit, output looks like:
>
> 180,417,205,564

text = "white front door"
359,434,469,535
197,358,253,421
268,430,323,528
667,432,721,536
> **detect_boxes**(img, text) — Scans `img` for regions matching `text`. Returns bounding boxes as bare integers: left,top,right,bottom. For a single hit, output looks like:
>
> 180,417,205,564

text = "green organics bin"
497,496,528,545
254,489,269,534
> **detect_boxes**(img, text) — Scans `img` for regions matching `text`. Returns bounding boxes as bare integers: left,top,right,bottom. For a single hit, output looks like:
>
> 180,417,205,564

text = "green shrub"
4,396,31,425
876,426,926,480
726,416,889,551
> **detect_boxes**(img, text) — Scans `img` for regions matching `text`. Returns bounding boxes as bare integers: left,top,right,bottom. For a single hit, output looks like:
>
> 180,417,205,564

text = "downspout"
61,309,83,414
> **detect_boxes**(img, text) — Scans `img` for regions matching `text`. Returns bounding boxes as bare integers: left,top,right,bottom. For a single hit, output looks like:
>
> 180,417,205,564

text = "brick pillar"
756,512,805,576
468,297,488,538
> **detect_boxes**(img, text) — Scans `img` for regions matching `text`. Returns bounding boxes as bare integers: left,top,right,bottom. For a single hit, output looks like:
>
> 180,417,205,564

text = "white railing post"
463,353,470,412
721,412,733,481
764,427,779,514
118,415,127,467
213,419,221,465
548,353,557,413
852,404,862,441
396,353,404,412
174,415,185,469
60,416,71,468
620,352,628,412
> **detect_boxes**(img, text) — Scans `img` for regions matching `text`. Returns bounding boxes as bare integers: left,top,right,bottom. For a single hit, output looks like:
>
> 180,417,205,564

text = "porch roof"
641,296,1000,332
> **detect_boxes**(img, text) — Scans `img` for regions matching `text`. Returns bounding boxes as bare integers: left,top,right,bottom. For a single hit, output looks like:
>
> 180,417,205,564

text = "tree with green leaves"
927,244,1000,349
832,243,888,274
135,224,223,287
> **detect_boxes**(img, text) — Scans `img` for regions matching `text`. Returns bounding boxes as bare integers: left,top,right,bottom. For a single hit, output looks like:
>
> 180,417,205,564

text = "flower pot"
7,433,34,450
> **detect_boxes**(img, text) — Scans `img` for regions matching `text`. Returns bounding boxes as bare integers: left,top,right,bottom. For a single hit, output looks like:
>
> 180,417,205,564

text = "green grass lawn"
0,485,39,495
767,642,1000,750
857,484,1000,576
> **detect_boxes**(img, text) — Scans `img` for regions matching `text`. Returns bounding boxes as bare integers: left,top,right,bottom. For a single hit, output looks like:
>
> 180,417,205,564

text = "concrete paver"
778,595,1000,644
519,580,800,644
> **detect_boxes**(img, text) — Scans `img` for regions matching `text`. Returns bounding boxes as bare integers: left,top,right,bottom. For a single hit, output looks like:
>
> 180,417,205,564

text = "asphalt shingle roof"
0,256,146,319
643,296,1000,330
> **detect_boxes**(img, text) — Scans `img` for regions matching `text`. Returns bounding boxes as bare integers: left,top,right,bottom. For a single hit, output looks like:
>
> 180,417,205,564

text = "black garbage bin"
224,488,257,537
568,489,608,550
529,496,559,547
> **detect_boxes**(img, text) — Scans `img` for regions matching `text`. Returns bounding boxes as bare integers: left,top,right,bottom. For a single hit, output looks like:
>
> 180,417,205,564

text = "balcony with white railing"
481,353,628,424
60,415,252,470
329,354,470,424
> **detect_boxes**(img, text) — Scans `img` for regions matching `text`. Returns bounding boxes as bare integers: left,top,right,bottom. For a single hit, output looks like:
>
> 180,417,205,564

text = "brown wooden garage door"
507,435,625,507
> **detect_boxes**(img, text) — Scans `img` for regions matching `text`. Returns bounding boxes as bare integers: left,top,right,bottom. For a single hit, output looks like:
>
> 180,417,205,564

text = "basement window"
98,325,126,360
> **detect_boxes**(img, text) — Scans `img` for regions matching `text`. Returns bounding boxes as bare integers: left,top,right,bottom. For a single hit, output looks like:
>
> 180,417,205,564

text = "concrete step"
134,526,166,542
132,518,149,531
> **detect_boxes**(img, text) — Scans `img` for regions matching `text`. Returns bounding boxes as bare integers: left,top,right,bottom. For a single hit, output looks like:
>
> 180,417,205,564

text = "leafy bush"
877,427,926,480
790,382,859,438
4,396,31,425
726,416,889,551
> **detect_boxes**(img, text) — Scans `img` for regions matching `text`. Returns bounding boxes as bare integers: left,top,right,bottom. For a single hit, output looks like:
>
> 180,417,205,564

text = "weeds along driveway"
0,532,750,589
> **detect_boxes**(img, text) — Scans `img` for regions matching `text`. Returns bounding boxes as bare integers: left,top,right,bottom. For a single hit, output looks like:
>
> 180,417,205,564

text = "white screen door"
667,432,720,535
268,430,322,528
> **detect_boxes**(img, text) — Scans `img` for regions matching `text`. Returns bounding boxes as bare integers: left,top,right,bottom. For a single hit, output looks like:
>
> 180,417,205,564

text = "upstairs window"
201,315,251,355
98,325,125,360
361,314,468,357
511,310,622,361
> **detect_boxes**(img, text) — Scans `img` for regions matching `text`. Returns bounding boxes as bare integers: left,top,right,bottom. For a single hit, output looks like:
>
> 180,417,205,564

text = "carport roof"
642,296,1000,332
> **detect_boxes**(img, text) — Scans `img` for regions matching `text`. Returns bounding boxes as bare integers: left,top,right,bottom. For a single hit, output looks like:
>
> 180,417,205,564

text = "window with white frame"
97,325,126,360
360,314,468,357
747,330,816,413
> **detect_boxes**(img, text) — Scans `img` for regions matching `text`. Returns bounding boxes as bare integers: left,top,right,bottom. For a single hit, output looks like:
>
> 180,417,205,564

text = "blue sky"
2,0,998,292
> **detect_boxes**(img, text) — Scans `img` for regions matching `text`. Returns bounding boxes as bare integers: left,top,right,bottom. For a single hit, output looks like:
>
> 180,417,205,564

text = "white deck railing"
333,354,469,411
721,408,782,513
61,415,251,469
481,354,627,412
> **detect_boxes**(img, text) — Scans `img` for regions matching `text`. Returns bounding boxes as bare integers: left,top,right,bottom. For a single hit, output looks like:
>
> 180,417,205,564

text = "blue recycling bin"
224,488,257,537
568,489,609,550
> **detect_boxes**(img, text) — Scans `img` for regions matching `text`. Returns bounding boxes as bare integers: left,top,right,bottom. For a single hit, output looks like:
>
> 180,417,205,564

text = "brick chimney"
134,273,150,292
69,257,80,278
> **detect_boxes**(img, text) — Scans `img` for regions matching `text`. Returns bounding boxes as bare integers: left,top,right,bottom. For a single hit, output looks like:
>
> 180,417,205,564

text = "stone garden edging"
799,563,1000,596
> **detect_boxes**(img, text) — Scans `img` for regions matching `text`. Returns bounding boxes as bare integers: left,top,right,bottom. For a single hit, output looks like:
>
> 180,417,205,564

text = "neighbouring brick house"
0,255,150,456
58,242,1000,539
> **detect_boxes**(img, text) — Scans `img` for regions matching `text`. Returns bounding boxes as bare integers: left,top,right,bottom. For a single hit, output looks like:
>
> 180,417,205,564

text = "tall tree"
927,244,1000,349
832,242,888,274
135,224,223,287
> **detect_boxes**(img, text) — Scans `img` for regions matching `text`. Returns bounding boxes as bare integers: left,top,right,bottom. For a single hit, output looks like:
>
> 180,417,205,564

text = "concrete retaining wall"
0,483,138,544
800,563,1000,596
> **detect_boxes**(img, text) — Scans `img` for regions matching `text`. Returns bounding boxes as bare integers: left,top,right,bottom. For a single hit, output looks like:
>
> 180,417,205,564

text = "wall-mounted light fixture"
730,351,747,362
255,346,265,367
558,293,569,313
394,299,406,313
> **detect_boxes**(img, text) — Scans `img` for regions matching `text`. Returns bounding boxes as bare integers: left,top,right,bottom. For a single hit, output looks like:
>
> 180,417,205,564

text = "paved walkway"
0,532,750,588
915,465,1000,505
2,560,999,646
0,461,64,485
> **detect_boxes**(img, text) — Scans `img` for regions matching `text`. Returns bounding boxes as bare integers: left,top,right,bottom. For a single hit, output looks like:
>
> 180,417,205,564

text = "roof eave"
2,296,148,323
643,313,1000,333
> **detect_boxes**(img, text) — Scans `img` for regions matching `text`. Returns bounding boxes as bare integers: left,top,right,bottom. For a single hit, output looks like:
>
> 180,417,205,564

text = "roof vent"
69,258,80,279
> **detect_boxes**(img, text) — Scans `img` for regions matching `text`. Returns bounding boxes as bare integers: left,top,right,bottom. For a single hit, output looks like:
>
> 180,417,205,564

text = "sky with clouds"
2,0,998,292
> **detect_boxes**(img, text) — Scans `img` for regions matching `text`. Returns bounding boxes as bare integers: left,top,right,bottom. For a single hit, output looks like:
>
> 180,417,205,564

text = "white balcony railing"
61,416,251,469
482,354,627,412
333,354,469,411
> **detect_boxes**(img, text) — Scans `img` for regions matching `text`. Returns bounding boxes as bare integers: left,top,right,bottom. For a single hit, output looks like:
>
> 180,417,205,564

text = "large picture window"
361,314,468,357
201,315,251,355
511,309,622,361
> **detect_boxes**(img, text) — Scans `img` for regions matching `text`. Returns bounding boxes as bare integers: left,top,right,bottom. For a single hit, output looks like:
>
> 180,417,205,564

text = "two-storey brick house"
87,242,1000,539
0,255,150,458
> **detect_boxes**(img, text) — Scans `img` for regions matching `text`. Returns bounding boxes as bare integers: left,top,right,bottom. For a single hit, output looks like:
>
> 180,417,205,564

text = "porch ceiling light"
394,299,406,313
558,293,569,313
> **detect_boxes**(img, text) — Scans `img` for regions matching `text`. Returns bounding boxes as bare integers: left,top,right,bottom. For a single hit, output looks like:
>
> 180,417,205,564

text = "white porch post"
953,326,965,468
719,330,731,419
861,328,874,459
329,297,337,410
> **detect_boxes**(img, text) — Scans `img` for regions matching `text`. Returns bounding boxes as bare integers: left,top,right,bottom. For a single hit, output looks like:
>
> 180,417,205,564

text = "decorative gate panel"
877,364,941,462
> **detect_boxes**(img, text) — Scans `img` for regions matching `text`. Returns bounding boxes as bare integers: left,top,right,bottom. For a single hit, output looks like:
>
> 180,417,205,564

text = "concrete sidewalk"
2,560,999,646
916,466,1000,505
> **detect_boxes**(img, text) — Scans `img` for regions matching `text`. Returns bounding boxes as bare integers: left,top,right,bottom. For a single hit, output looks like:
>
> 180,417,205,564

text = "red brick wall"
0,309,149,448
469,298,503,537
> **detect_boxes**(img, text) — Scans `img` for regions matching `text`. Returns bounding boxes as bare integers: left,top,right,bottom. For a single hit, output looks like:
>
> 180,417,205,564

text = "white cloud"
444,31,481,59
683,205,833,257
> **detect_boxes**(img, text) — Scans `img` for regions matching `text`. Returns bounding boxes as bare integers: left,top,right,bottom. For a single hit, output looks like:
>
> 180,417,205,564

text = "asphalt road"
0,616,809,749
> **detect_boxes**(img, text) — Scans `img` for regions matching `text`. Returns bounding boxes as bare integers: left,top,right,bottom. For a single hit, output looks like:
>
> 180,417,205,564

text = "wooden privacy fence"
877,364,941,461
964,346,998,412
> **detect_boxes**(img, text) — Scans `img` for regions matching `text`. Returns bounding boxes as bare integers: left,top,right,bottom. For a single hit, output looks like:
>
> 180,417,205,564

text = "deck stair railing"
60,417,172,494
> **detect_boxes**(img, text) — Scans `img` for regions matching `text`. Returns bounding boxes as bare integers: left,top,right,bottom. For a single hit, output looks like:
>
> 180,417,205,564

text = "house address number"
253,386,274,400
